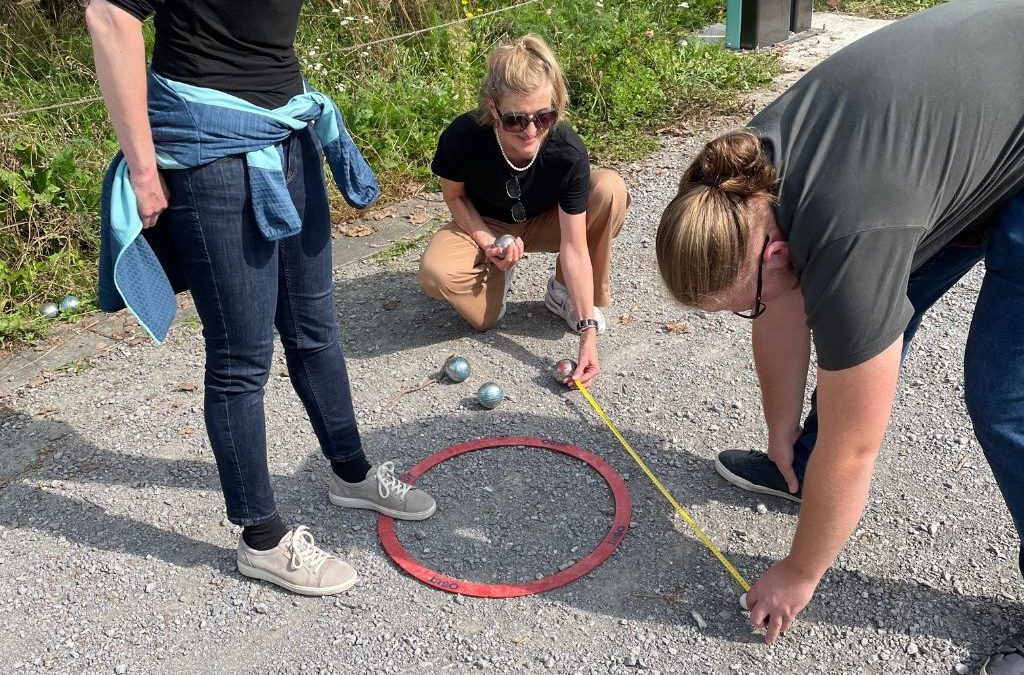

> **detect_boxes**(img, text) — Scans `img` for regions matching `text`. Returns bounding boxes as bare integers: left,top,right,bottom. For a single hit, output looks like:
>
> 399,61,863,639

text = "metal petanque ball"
552,358,577,382
444,355,471,383
494,234,516,258
59,294,80,313
476,382,505,409
40,302,59,320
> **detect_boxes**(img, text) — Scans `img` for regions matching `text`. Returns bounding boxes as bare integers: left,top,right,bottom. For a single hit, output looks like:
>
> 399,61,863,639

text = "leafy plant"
1,0,778,348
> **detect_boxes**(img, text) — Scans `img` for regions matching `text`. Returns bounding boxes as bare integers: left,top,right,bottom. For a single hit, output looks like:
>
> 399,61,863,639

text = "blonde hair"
473,34,569,126
655,129,777,307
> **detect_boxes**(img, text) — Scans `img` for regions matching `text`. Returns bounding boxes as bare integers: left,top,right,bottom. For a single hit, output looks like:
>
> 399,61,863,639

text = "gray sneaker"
329,461,437,520
236,526,358,596
543,276,607,334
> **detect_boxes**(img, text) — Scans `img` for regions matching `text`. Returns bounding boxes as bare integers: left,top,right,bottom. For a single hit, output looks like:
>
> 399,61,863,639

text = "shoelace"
288,526,330,573
375,461,411,500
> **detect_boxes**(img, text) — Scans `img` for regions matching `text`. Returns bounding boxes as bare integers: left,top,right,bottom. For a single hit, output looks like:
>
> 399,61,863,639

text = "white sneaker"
543,276,606,334
496,266,515,323
236,526,358,596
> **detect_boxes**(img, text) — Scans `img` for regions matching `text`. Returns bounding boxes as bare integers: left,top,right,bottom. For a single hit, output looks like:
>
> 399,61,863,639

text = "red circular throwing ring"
378,436,632,598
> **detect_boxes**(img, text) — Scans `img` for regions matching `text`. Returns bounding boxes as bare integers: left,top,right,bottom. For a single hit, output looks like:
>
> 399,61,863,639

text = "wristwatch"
576,318,600,333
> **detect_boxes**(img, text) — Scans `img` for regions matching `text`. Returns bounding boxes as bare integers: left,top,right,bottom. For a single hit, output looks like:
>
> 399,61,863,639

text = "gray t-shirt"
750,0,1024,370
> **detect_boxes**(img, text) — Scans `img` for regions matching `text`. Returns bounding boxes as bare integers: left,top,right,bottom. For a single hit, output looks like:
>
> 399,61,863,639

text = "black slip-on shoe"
714,449,802,503
982,630,1024,675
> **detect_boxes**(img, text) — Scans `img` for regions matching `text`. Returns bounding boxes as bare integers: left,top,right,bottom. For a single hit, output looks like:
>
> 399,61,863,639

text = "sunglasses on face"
495,105,559,133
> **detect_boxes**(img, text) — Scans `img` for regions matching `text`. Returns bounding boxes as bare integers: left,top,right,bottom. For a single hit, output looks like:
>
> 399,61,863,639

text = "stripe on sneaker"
714,455,802,503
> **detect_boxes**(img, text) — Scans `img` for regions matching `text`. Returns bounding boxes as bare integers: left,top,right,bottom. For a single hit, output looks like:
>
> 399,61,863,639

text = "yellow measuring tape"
574,380,751,592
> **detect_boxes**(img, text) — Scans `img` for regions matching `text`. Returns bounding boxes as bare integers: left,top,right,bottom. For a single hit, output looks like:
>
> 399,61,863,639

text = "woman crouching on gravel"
655,2,1023,671
416,34,630,388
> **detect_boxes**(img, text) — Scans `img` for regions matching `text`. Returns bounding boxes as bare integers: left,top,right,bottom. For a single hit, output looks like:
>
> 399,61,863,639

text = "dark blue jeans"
792,195,1024,575
163,127,364,526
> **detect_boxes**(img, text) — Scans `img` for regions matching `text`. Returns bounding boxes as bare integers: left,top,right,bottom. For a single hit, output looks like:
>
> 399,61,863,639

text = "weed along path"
1,13,1020,675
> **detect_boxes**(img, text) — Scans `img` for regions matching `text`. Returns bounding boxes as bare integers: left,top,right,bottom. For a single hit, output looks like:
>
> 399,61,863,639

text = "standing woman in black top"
86,0,435,596
417,34,630,388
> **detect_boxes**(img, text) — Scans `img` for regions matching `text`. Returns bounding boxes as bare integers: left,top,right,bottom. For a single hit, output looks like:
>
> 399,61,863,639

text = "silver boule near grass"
552,358,577,382
59,294,80,313
476,382,504,409
443,355,471,383
40,302,59,319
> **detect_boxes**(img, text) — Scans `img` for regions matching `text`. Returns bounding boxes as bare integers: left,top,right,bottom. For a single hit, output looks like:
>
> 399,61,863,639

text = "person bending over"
656,2,1023,671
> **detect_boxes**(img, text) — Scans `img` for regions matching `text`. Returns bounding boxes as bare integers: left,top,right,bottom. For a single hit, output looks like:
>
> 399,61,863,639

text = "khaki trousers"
417,169,629,330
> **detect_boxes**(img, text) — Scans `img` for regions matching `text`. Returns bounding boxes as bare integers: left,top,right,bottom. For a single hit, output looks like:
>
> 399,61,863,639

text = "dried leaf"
382,297,400,310
174,382,198,392
338,224,375,237
408,211,430,225
370,210,394,221
619,313,633,325
662,321,689,334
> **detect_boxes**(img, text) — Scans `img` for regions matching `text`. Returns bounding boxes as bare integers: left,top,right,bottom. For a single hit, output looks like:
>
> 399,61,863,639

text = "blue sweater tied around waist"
98,71,379,343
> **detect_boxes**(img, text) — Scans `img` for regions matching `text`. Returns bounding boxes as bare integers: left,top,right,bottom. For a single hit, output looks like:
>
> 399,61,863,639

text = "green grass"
0,4,115,346
375,234,433,264
0,0,779,349
815,0,946,18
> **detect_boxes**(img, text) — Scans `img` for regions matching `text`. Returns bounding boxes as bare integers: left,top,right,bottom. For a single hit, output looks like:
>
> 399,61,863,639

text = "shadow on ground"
2,404,1017,663
335,268,568,359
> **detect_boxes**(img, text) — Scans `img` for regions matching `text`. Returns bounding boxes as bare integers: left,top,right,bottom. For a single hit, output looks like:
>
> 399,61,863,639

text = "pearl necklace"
494,127,540,172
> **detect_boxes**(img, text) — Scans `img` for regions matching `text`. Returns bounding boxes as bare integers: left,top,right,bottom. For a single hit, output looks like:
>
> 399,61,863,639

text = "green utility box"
726,0,813,50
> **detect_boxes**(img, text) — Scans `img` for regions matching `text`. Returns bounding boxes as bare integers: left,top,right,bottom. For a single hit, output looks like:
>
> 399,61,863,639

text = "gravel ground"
1,13,1021,675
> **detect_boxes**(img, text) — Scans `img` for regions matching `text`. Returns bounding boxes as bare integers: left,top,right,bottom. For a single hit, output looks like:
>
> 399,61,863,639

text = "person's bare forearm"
86,0,155,179
787,437,876,576
558,211,595,322
558,244,594,322
446,194,497,249
752,286,810,443
786,340,901,577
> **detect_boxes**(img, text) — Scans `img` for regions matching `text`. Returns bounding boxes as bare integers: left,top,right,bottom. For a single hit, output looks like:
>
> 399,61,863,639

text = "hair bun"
685,129,775,198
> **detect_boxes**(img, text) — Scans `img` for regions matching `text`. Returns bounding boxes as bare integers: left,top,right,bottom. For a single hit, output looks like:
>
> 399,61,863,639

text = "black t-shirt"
431,113,590,224
106,0,304,108
750,0,1024,371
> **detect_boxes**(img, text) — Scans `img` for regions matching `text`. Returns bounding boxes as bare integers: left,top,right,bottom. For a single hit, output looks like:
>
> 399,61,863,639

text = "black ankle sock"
242,515,289,551
332,456,372,483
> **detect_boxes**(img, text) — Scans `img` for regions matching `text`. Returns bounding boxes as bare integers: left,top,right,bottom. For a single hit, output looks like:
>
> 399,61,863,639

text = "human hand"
483,236,524,272
744,558,820,644
767,429,802,495
130,170,169,228
568,331,600,387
